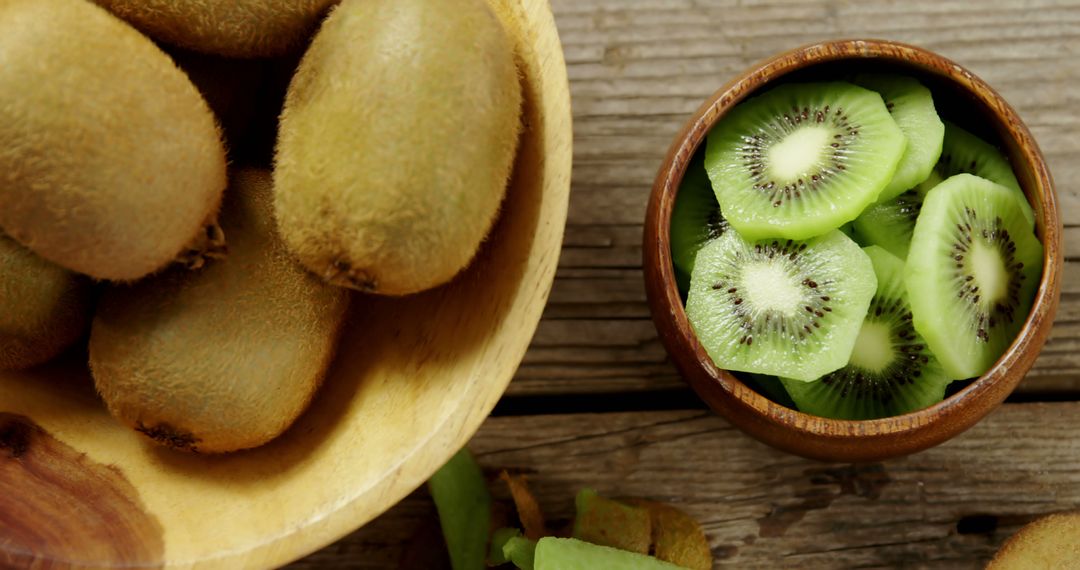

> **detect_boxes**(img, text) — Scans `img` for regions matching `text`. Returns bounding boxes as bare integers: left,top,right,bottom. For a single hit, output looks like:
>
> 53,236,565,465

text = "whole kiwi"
92,0,339,58
0,0,227,282
89,169,350,454
0,234,93,371
274,0,522,296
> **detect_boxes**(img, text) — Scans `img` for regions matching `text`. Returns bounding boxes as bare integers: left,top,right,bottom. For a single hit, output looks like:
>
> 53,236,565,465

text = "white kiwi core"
742,262,802,315
848,320,894,372
970,240,1009,305
767,126,831,182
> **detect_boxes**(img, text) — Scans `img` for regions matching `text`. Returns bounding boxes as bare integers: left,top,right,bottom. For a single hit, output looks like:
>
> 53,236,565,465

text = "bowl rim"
643,38,1063,461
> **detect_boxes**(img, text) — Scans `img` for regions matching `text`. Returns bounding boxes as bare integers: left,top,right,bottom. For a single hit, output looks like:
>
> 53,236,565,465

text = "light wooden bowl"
0,0,571,567
643,39,1062,462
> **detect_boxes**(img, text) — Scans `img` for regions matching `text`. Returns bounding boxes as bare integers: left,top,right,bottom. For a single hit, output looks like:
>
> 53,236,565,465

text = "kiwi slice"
671,149,726,295
685,229,877,381
852,169,942,259
906,174,1043,379
853,74,945,200
781,246,953,420
920,122,1034,224
704,81,906,241
533,537,683,570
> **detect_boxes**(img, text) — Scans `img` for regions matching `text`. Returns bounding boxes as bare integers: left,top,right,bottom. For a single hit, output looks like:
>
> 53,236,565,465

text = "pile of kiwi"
672,74,1043,421
0,0,521,453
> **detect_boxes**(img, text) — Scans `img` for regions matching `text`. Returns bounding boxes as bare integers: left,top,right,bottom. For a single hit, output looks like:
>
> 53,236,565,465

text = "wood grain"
291,403,1080,568
0,413,164,569
509,0,1080,397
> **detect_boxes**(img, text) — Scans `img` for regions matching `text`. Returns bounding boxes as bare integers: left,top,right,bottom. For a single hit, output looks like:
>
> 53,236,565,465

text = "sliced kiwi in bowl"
704,81,906,241
685,229,877,382
852,74,944,201
905,173,1043,379
670,148,726,296
781,246,954,420
853,120,1030,259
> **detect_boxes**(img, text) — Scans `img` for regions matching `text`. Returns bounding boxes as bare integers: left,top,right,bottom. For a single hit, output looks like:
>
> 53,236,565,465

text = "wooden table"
292,1,1080,567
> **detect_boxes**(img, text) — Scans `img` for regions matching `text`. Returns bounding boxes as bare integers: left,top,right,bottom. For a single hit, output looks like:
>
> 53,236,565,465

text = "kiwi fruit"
704,81,906,241
851,170,941,259
89,169,350,454
906,174,1043,379
0,0,227,281
920,122,1034,224
533,537,683,570
91,0,339,58
853,74,945,200
781,246,953,420
0,234,93,371
623,499,712,570
274,0,522,296
685,229,877,382
988,512,1080,568
670,148,726,295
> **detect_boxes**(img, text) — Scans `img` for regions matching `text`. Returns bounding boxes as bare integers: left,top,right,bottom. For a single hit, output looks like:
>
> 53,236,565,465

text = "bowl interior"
645,40,1062,461
0,0,572,568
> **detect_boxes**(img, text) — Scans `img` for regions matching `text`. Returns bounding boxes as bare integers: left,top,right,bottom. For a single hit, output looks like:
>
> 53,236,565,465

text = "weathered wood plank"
506,0,1080,397
289,403,1080,568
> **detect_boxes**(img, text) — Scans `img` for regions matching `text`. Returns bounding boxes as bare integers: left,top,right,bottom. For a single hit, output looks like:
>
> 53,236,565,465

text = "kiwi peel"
0,0,227,282
0,234,93,371
274,0,523,296
89,169,349,453
91,0,339,58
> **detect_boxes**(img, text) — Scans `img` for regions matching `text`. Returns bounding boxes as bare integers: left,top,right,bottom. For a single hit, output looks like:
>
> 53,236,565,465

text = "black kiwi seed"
740,103,863,207
951,206,1028,341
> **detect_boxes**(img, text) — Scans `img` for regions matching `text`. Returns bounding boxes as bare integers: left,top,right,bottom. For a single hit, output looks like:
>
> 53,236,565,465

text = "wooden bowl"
0,0,571,567
643,39,1062,463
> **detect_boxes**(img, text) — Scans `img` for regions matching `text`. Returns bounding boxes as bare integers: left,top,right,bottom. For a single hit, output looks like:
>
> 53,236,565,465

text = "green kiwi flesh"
0,234,92,370
781,246,953,420
428,448,492,570
705,81,906,241
906,174,1043,379
89,169,349,453
852,169,942,259
533,537,684,570
274,0,522,296
670,148,726,295
91,0,339,58
853,74,945,200
920,122,1034,225
686,229,877,381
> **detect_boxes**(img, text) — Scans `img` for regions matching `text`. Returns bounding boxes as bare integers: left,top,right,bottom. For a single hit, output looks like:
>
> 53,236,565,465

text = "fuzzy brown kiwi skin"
89,169,350,454
92,0,340,58
274,0,523,296
0,0,227,282
0,234,93,371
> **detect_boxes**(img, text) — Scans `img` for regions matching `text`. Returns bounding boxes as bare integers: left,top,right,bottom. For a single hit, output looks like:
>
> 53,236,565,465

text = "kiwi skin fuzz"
89,169,350,454
274,0,523,296
91,0,339,58
0,234,93,371
0,0,227,282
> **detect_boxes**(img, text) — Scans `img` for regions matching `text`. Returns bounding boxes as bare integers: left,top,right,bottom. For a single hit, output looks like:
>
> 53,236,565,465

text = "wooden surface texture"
294,0,1080,567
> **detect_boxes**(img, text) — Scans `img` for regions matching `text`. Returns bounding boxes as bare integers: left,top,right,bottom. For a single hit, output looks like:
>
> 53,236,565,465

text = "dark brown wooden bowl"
643,39,1062,462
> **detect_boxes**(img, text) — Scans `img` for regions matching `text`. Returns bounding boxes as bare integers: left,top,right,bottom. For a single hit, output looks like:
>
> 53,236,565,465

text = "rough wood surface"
510,0,1080,397
290,404,1080,568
